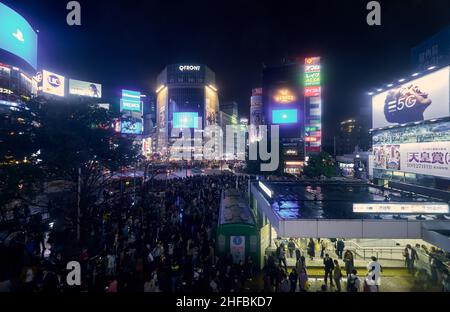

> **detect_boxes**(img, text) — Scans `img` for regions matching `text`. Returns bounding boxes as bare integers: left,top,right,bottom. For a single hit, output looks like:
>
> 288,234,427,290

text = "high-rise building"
411,26,450,72
335,118,368,156
262,61,305,174
155,64,219,158
220,101,238,117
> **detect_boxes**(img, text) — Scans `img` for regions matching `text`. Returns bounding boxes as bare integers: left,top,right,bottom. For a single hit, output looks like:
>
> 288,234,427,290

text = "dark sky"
3,0,450,144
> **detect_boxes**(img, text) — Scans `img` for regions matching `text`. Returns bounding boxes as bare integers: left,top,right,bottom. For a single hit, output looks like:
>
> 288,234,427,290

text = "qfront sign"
179,65,201,72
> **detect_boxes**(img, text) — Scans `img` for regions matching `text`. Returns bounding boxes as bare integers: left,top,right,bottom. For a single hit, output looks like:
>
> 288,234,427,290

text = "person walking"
289,268,298,292
278,245,287,271
307,238,315,261
295,248,302,262
343,250,354,277
347,269,361,292
333,260,342,292
298,268,308,292
403,244,418,274
288,239,296,258
323,254,334,288
336,239,345,259
366,256,382,291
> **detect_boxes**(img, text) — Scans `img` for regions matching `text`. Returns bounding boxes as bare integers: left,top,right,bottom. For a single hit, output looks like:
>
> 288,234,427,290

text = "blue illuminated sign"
121,120,143,134
120,89,141,112
173,112,198,128
272,109,298,124
0,3,38,69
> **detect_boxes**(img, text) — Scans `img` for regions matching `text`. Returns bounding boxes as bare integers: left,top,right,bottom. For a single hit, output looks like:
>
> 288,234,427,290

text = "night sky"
2,0,450,146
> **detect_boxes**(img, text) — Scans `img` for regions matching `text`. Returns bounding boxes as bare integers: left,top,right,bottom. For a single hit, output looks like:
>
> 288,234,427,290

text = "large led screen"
173,112,198,128
372,66,450,129
69,79,102,98
120,89,142,112
0,3,38,69
121,120,143,134
272,109,298,124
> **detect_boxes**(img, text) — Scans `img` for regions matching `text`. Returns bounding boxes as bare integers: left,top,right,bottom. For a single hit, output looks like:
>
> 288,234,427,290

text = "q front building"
155,64,219,158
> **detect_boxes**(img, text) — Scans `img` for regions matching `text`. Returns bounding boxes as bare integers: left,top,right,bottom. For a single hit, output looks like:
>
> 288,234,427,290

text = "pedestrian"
442,270,450,292
307,238,315,261
279,274,290,292
333,260,342,292
343,250,354,276
336,239,345,259
287,238,296,258
366,256,382,291
279,245,287,271
289,268,298,292
298,268,309,292
323,253,334,288
295,248,301,262
347,269,361,292
403,244,418,274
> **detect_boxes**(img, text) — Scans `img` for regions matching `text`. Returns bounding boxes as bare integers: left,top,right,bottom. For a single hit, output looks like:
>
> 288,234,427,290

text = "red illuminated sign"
305,86,321,97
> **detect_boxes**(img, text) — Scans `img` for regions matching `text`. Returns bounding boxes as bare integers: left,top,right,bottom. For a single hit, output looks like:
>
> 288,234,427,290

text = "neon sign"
273,88,296,103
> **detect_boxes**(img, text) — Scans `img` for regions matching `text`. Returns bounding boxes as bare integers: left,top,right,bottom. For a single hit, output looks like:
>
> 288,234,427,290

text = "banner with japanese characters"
373,142,450,178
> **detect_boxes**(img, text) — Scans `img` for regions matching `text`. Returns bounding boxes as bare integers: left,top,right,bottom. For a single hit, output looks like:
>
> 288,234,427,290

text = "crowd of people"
0,173,258,292
1,172,450,293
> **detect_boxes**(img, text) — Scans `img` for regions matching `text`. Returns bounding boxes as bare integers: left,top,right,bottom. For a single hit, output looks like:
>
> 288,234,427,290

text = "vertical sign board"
304,57,322,153
230,236,245,264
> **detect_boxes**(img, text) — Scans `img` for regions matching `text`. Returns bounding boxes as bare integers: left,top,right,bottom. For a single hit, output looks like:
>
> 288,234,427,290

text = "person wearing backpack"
347,269,361,292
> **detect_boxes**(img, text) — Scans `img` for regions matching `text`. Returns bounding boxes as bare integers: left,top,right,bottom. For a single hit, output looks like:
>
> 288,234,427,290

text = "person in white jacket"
366,256,382,291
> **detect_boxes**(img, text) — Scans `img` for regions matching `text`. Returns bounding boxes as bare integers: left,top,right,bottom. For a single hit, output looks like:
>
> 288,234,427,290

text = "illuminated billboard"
372,66,450,129
373,141,450,178
42,70,65,97
304,57,322,153
273,88,296,104
173,112,199,128
121,120,143,134
120,89,142,112
304,72,321,86
0,3,38,69
69,79,102,98
353,202,449,214
272,109,298,124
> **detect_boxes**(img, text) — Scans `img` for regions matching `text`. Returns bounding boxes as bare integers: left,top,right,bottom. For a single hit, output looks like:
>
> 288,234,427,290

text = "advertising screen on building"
0,3,38,69
353,202,449,214
272,109,298,124
373,141,450,178
69,79,102,98
42,70,65,97
121,89,142,112
372,66,450,129
121,120,143,134
173,112,199,129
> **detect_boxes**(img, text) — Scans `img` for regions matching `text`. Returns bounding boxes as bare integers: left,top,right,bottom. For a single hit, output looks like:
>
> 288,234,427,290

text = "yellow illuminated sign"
273,89,296,104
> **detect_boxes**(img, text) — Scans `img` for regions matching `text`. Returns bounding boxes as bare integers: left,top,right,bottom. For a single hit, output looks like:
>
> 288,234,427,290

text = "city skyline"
2,0,450,130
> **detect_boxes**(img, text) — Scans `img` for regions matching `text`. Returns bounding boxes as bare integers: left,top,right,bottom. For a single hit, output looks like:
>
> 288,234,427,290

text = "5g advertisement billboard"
372,66,450,129
0,3,38,70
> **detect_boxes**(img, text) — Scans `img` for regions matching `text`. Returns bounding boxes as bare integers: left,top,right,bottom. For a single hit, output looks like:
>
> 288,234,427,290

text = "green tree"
1,96,139,241
303,152,336,178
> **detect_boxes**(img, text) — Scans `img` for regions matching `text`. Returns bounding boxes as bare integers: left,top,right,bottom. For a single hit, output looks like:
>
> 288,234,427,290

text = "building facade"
155,64,219,158
262,61,305,174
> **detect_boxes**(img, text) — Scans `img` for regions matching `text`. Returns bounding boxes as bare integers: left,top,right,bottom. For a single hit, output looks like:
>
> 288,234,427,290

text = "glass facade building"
155,64,219,157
